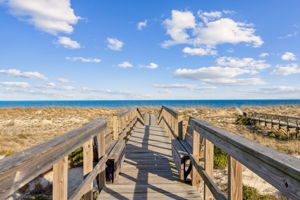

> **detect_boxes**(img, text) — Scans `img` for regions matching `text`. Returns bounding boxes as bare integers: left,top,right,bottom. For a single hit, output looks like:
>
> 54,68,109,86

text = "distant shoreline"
1,99,300,108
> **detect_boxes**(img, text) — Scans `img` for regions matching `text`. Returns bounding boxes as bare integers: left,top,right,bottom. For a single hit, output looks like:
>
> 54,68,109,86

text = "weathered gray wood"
190,117,300,200
136,107,144,121
99,114,203,200
0,118,107,199
53,156,68,200
83,139,93,200
115,107,134,118
190,154,227,200
162,106,180,118
228,156,242,200
69,155,108,200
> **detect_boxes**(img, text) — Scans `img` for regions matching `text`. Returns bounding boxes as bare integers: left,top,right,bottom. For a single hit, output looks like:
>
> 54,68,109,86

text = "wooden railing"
0,107,143,200
158,106,183,139
159,106,300,200
247,112,300,138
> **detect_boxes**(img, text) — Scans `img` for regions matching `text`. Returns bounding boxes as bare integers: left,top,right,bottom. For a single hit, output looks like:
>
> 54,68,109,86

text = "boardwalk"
1,107,300,200
99,114,203,199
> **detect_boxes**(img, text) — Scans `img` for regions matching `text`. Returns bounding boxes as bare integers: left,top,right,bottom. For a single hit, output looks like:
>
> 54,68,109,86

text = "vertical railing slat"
83,139,93,200
204,140,214,200
192,130,200,188
53,156,68,200
228,156,243,200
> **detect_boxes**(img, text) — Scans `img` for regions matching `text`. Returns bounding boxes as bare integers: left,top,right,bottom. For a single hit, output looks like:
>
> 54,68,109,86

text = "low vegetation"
243,185,277,200
213,146,228,169
0,107,121,155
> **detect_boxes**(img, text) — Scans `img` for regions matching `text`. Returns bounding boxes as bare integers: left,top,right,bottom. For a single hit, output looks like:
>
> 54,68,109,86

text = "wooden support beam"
83,139,93,200
53,156,68,200
113,115,119,140
97,131,106,189
228,156,243,200
192,130,200,188
204,140,214,200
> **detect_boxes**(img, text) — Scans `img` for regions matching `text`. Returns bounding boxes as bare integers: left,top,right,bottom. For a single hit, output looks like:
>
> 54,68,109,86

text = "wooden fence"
158,106,300,200
247,112,300,138
0,107,143,200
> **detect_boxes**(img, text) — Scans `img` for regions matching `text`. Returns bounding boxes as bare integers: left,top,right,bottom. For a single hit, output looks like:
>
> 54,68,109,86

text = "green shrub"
235,116,252,125
69,147,83,167
214,146,228,169
23,194,50,200
243,185,277,200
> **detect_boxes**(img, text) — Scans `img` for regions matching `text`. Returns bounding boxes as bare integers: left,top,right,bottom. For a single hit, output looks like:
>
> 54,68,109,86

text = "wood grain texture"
99,114,203,200
83,139,93,200
53,157,68,200
69,155,108,200
228,156,242,200
0,118,106,199
205,140,214,200
190,117,300,200
190,154,227,200
192,129,200,187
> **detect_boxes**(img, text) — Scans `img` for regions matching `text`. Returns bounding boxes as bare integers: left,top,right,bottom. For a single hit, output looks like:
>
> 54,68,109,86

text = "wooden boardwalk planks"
99,114,203,200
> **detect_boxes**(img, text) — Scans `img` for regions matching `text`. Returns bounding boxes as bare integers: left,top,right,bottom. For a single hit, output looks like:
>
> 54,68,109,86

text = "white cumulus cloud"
0,69,48,80
198,10,223,23
65,56,101,63
259,53,269,58
117,61,133,68
162,10,263,49
140,62,158,69
107,38,123,51
216,57,271,70
174,66,265,86
163,10,196,46
57,36,80,49
271,63,300,76
281,52,296,61
137,20,147,30
6,0,80,35
183,47,217,56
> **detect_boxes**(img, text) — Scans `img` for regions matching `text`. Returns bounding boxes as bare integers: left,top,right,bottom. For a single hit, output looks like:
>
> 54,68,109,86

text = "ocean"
0,100,300,108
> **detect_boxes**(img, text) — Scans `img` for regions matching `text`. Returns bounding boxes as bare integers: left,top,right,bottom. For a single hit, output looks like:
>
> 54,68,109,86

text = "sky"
0,0,300,100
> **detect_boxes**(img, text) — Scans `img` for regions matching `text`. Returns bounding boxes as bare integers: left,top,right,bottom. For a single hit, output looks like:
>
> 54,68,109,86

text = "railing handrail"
248,112,300,121
0,118,107,199
159,105,300,200
189,116,300,200
161,105,180,118
115,106,135,117
190,117,300,178
0,107,142,199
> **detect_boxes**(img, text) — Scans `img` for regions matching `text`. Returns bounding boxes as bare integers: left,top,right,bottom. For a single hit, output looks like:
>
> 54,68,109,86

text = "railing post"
204,140,214,200
177,115,184,140
228,156,242,200
97,131,106,189
192,129,200,188
113,115,119,140
83,139,93,200
53,156,68,200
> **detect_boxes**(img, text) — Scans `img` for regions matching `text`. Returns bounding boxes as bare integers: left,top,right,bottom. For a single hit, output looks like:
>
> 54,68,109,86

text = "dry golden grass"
0,107,123,155
0,105,299,157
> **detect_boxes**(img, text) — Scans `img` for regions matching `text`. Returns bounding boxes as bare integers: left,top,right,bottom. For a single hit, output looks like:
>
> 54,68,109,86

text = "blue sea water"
0,100,300,108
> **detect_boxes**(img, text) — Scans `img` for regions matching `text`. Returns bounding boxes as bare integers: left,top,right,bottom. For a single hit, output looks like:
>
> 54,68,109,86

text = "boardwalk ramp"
99,114,202,199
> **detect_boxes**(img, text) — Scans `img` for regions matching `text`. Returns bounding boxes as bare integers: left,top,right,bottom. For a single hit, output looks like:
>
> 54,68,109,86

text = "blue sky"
0,0,300,100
